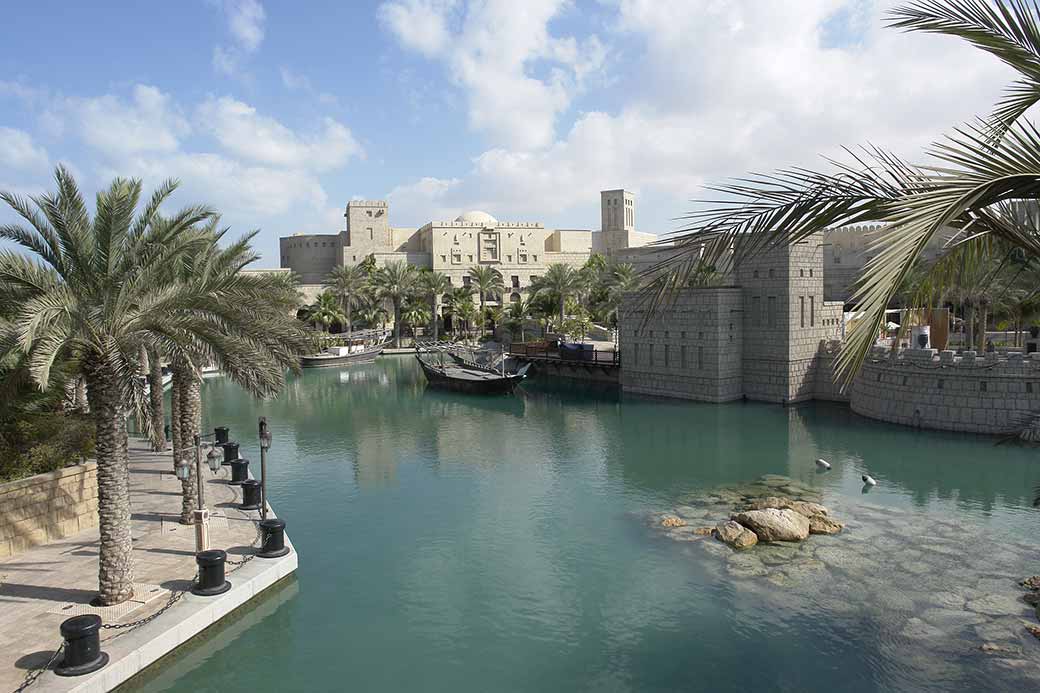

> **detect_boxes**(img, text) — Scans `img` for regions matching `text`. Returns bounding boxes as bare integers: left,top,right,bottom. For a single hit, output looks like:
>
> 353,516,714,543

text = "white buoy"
815,458,831,470
862,474,877,486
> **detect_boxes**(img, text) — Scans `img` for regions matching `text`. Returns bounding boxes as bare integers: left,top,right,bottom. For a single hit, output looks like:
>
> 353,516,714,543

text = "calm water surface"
133,357,1039,692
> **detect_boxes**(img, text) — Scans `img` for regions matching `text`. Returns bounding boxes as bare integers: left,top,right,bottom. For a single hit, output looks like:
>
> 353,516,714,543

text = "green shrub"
0,413,95,483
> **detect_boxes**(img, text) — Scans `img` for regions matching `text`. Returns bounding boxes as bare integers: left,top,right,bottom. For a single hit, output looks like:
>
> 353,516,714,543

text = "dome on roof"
455,210,497,225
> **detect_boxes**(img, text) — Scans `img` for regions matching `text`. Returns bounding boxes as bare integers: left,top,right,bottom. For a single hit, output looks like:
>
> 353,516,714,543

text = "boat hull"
300,347,384,368
416,357,525,395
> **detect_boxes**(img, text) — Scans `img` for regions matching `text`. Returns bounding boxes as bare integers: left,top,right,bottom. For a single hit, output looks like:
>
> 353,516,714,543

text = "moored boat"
414,342,529,394
301,329,390,368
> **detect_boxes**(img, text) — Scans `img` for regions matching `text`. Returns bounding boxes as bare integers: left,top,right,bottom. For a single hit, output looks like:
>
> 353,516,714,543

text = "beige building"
280,190,657,306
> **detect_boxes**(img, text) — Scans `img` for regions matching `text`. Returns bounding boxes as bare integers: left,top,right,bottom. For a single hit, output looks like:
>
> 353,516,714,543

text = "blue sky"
0,1,1012,266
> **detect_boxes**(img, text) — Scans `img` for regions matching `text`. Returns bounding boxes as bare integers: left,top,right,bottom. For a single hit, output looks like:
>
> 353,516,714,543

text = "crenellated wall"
850,347,1040,434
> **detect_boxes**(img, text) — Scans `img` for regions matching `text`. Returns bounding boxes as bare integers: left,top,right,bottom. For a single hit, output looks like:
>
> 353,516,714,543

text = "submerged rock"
1020,575,1040,591
714,520,758,550
660,515,686,528
692,526,714,536
732,508,810,543
808,516,844,535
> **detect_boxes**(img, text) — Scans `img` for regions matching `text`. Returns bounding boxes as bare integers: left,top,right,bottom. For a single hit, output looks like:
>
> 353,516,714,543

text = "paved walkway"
0,437,296,692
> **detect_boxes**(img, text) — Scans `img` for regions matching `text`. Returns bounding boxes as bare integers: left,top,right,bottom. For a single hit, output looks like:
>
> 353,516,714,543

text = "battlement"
423,221,544,229
865,346,1040,372
347,200,388,208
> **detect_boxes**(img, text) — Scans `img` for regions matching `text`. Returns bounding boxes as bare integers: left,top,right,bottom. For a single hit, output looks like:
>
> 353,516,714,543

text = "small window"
697,346,704,369
1028,382,1034,394
768,269,774,279
767,296,777,328
810,296,815,327
810,269,814,277
902,376,907,386
800,269,804,277
664,345,669,367
681,345,687,368
681,331,686,339
799,296,805,328
937,379,944,389
649,344,654,366
753,270,759,279
980,381,987,392
664,331,669,338
877,372,882,382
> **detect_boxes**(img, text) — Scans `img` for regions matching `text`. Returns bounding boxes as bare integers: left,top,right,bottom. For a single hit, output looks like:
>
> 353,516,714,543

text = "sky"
0,0,1017,267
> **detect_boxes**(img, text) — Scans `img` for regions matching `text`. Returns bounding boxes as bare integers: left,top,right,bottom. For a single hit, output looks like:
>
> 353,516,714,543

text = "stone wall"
850,347,1040,434
620,287,744,402
0,463,98,558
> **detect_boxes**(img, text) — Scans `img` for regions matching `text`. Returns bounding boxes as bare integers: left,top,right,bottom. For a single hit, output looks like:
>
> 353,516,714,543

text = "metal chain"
101,573,199,636
11,643,64,693
225,521,263,570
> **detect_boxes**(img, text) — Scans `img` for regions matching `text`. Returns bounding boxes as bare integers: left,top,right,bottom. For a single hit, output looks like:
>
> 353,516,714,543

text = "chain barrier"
101,573,199,639
12,644,64,693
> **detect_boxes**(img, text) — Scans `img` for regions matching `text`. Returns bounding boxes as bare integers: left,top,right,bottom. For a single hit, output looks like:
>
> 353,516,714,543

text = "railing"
510,342,621,366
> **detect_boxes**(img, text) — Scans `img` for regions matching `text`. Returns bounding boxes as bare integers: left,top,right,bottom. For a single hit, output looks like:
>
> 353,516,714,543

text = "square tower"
600,189,635,253
345,200,391,250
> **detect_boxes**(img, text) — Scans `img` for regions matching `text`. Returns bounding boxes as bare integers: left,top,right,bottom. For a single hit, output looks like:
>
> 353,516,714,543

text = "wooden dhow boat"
414,342,529,395
301,329,391,368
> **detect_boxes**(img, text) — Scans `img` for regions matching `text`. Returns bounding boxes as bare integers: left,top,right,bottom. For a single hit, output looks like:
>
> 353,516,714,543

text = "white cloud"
387,176,462,225
0,127,49,172
386,0,1016,234
280,66,338,105
197,96,362,171
73,85,190,158
379,0,607,149
212,0,266,76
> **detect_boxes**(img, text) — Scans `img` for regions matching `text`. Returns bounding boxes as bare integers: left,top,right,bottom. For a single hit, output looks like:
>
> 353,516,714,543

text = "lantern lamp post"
258,417,272,521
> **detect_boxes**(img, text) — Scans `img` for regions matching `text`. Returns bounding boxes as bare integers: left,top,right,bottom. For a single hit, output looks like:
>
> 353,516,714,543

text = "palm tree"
445,286,475,339
649,0,1040,383
401,299,431,341
304,291,346,333
326,265,370,337
418,270,451,341
0,170,313,604
467,265,504,336
530,263,582,332
455,301,479,342
606,262,641,341
145,348,166,452
374,261,419,347
505,298,530,342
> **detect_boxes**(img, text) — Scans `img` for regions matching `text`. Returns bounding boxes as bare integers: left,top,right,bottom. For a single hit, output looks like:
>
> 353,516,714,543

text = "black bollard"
240,479,262,511
191,549,232,596
214,426,229,445
229,458,250,486
222,441,240,466
257,518,290,558
55,615,109,676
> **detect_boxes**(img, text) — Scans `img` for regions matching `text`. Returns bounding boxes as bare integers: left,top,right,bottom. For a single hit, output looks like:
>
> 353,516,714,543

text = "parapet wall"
850,347,1040,434
0,463,98,557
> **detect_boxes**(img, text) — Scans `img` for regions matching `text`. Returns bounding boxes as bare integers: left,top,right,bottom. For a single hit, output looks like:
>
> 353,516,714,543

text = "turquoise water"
134,357,1039,692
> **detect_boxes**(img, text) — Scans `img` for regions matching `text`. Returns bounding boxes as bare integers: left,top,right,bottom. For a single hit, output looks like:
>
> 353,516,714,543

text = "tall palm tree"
455,301,479,342
467,265,504,336
374,260,419,347
0,169,313,604
530,263,582,332
418,270,451,341
145,347,166,452
0,168,213,604
326,264,370,337
445,286,475,339
649,0,1040,384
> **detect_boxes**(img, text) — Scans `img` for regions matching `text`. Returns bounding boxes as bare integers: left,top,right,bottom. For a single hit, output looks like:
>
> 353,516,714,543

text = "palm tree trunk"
393,299,402,348
83,360,135,606
147,349,166,452
431,296,439,341
559,296,565,334
965,304,975,351
171,359,198,525
480,296,486,336
346,301,352,338
978,305,988,351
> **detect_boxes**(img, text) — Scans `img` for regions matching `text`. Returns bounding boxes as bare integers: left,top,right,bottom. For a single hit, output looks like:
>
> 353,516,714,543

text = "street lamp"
174,457,191,482
258,417,272,521
206,446,223,473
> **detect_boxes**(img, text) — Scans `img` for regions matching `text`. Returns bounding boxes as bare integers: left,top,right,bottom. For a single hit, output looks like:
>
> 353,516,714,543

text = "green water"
133,357,1039,692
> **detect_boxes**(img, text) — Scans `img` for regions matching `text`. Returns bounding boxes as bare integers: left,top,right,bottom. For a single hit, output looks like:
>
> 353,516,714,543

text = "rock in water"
660,515,686,528
1019,575,1040,591
732,508,810,542
808,515,844,535
693,527,714,536
741,497,829,519
713,520,759,550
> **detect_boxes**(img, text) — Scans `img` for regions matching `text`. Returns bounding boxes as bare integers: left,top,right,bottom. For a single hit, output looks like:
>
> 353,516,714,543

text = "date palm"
445,286,475,339
505,297,530,343
418,270,451,341
0,167,212,604
326,264,370,337
146,347,166,452
467,265,504,336
305,291,347,333
0,169,313,604
401,299,431,341
374,261,419,347
530,263,582,332
650,0,1040,385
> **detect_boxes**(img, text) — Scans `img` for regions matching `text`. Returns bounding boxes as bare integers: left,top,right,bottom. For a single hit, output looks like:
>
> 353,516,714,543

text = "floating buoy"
862,474,877,486
815,458,831,470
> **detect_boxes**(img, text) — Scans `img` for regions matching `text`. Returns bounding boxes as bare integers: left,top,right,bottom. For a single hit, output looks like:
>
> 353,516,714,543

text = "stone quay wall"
850,347,1040,434
0,463,98,558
